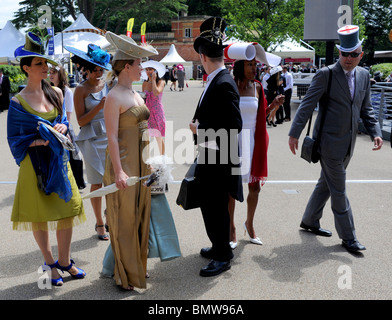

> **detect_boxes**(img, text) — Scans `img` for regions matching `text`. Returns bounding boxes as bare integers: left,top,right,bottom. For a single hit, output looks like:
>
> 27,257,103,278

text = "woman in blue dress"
65,44,111,240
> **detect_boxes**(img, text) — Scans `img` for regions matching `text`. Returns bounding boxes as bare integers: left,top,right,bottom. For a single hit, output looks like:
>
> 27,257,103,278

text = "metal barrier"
370,83,392,127
293,73,315,100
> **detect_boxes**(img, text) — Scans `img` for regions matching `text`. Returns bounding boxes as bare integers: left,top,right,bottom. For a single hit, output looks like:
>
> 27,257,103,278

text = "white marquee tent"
269,40,315,64
160,44,193,80
0,21,25,62
52,13,110,56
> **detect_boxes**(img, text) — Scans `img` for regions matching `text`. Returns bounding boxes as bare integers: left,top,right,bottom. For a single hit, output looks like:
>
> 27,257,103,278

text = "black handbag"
301,67,332,163
176,160,201,210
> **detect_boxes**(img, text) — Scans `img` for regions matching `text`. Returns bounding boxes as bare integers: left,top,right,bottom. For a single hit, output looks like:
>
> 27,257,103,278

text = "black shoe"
199,260,231,277
342,239,366,252
300,222,332,237
200,247,214,259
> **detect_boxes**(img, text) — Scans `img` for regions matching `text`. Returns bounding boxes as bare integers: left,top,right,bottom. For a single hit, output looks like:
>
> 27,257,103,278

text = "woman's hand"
115,170,129,190
53,123,68,135
98,96,106,110
30,139,49,147
151,71,157,82
273,94,285,107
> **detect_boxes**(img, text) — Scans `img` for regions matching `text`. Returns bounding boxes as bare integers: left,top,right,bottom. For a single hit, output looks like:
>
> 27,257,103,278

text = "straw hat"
14,31,57,66
105,31,158,61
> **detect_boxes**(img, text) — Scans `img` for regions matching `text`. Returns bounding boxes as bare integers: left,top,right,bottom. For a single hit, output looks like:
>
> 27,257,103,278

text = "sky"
0,0,21,29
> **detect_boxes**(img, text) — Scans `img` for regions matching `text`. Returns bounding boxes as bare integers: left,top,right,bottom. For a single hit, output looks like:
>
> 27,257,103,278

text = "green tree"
187,0,223,16
358,0,392,64
218,0,305,50
12,0,187,34
12,0,73,31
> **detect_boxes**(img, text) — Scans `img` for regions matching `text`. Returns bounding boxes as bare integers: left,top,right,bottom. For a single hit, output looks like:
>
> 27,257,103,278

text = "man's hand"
189,119,199,134
372,136,383,151
288,136,299,155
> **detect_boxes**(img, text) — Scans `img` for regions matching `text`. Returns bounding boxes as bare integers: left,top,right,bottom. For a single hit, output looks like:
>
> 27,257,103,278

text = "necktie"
346,71,354,99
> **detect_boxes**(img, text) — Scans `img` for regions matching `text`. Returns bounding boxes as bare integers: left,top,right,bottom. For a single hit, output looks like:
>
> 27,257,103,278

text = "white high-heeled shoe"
243,222,263,245
229,241,238,249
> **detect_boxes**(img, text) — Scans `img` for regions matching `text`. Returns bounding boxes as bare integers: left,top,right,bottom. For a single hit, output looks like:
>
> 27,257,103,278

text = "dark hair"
266,73,281,104
233,60,245,81
71,56,102,73
198,42,224,60
83,60,101,73
20,57,63,117
144,67,162,84
71,55,85,72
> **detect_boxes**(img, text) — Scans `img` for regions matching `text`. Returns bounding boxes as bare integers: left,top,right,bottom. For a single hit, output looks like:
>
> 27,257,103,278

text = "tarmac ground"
0,80,391,305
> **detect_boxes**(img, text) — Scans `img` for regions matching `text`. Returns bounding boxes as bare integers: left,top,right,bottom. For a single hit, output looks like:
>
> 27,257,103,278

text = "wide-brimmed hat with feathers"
105,31,158,61
64,44,111,70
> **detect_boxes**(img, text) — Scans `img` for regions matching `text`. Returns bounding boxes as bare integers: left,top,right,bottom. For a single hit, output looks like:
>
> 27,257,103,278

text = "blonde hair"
111,59,135,77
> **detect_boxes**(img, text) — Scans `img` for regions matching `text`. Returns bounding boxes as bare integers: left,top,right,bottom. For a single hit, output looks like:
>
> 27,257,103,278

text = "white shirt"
262,73,270,89
64,86,74,114
199,66,226,105
282,71,293,91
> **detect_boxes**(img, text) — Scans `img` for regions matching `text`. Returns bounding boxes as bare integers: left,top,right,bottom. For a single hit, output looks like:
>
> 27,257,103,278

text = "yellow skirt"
11,153,86,231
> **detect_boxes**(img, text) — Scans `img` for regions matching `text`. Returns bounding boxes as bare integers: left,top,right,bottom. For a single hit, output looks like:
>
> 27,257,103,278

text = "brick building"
132,14,210,79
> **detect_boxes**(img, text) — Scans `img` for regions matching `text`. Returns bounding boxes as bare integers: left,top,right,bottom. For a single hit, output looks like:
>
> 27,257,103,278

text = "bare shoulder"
11,95,20,104
53,86,63,99
73,83,88,98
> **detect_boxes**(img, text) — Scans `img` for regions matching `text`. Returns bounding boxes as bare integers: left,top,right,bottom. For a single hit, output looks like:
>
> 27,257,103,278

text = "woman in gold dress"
103,32,159,290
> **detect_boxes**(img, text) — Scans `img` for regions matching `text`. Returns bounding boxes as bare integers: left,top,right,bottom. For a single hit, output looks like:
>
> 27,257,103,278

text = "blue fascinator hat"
14,31,58,66
65,44,111,70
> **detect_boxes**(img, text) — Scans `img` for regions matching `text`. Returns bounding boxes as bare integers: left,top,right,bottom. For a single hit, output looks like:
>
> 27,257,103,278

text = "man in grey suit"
288,25,383,253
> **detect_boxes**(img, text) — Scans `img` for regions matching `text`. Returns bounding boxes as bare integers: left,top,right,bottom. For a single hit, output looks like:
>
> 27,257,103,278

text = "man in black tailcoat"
189,17,243,277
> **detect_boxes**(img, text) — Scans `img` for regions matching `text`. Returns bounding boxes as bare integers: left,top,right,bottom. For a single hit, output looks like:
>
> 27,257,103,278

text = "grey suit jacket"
289,61,381,160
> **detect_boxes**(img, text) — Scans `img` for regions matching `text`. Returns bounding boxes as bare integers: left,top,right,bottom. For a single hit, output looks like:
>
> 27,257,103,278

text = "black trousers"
200,190,233,262
196,163,234,262
276,105,284,122
283,88,292,119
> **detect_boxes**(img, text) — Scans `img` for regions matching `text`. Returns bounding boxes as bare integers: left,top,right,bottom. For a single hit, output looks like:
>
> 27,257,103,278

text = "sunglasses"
341,51,362,58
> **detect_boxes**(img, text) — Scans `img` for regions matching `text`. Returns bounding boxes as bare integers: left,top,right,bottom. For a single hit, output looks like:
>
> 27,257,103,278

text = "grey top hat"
336,25,364,52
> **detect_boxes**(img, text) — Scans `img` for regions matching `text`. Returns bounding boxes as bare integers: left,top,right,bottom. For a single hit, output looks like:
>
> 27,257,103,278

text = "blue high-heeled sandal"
56,259,86,279
44,262,63,286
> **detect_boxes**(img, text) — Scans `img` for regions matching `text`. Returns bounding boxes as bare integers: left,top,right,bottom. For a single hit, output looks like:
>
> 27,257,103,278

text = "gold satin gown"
103,105,151,289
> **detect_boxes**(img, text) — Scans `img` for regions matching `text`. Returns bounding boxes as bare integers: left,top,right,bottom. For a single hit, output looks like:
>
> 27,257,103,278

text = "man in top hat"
189,17,243,276
288,25,383,253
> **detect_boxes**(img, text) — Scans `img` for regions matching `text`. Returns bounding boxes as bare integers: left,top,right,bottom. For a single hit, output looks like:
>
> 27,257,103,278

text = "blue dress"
102,193,181,277
75,84,109,184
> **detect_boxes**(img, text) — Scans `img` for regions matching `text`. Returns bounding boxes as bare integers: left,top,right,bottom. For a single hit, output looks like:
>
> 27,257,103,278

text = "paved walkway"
0,80,391,301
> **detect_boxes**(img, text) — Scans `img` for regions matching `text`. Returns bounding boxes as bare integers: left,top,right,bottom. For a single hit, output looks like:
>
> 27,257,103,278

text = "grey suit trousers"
302,155,356,240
